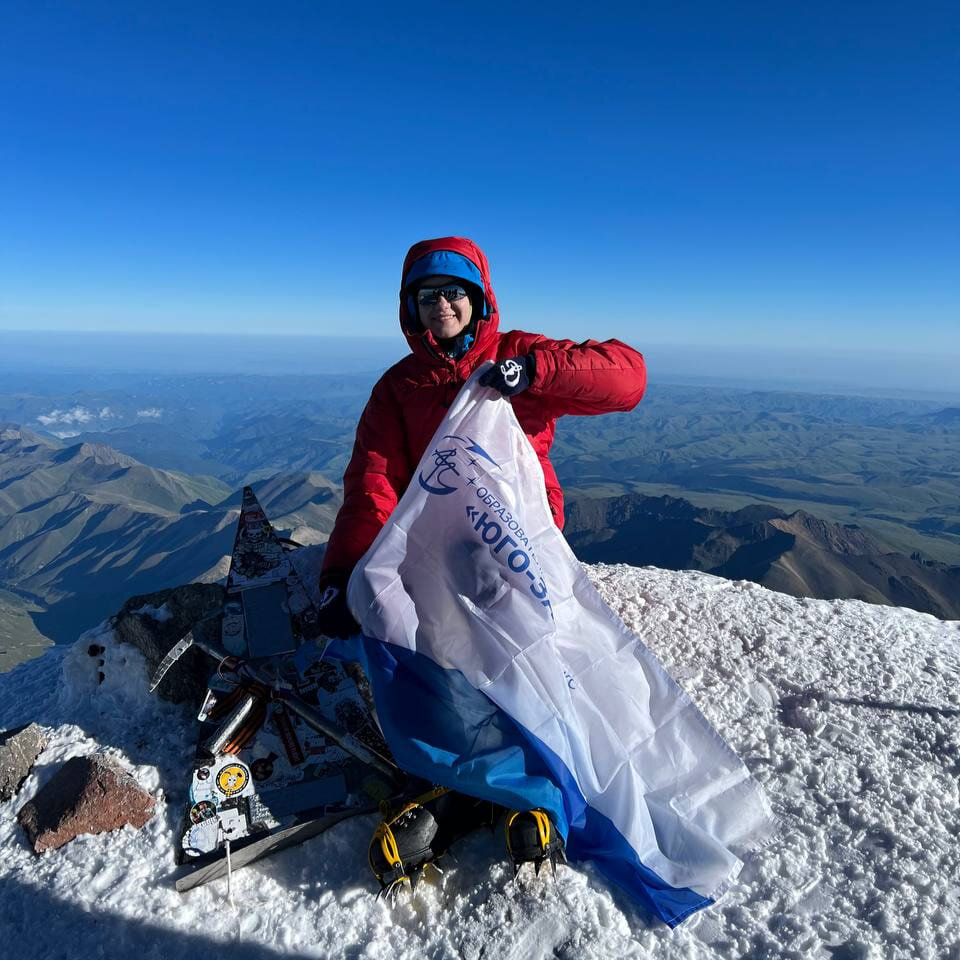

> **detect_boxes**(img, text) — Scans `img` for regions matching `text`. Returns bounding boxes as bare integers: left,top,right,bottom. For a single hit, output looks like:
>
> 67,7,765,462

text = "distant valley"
6,372,958,568
1,361,958,672
0,368,374,485
553,385,960,565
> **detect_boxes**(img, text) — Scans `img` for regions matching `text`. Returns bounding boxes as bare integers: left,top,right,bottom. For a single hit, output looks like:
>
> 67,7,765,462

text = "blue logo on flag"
418,435,500,495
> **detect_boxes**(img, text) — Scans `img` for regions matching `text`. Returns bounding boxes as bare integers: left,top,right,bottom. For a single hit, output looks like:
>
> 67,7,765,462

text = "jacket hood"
399,236,500,367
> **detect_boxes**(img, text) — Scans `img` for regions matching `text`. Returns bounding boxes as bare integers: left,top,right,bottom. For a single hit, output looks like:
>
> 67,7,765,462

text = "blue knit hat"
402,250,489,322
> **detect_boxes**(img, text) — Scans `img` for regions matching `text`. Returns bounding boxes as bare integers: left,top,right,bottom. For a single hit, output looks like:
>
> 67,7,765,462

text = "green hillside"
0,589,51,673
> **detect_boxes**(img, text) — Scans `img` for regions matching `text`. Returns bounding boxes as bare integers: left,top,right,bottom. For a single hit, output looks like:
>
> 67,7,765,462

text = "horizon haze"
1,329,957,401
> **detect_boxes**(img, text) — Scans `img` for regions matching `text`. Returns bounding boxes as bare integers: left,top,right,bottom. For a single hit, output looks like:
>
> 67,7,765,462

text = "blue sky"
1,1,957,365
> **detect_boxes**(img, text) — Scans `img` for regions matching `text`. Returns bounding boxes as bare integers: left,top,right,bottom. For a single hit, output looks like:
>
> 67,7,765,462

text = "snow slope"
1,566,958,960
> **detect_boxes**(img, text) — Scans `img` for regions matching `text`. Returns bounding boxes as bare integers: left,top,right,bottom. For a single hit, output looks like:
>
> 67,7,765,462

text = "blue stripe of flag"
326,635,712,927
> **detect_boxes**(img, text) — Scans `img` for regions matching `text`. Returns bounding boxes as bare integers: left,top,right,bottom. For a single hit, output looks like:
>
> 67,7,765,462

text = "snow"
1,565,959,960
192,555,232,584
131,602,174,623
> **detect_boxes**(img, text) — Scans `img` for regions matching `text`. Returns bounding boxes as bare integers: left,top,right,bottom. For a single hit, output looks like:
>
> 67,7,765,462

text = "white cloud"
36,405,117,429
37,406,95,426
136,408,163,419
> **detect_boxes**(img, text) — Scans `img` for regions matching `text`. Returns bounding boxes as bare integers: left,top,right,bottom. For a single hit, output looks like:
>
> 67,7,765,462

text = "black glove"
479,354,536,397
315,570,361,639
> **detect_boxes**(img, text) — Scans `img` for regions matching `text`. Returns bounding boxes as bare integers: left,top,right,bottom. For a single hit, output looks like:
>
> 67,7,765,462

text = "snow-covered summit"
1,565,958,960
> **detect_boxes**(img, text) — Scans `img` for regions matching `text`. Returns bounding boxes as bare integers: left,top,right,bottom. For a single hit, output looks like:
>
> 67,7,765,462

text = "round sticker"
216,763,249,797
188,800,217,824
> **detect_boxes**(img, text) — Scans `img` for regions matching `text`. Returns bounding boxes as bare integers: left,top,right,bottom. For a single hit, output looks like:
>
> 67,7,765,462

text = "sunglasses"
417,285,469,306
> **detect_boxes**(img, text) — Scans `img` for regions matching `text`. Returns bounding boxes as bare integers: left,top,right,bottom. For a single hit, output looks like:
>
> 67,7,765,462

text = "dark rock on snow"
114,582,225,705
0,723,47,801
17,754,155,853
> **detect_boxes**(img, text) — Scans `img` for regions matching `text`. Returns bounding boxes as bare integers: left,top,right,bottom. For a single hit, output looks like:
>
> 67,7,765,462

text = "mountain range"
6,370,958,565
553,385,960,564
1,415,958,669
565,493,960,618
0,426,340,648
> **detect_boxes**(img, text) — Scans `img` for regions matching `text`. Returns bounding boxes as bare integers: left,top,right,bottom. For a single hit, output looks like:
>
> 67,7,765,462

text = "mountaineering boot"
368,787,496,897
504,808,566,879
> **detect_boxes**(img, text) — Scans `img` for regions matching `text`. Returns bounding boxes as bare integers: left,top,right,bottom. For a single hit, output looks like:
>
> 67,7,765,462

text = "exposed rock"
0,723,47,801
768,510,882,556
114,582,225,705
17,755,154,853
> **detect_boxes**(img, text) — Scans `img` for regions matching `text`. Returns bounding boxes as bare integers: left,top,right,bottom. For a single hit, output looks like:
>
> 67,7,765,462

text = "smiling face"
416,275,473,341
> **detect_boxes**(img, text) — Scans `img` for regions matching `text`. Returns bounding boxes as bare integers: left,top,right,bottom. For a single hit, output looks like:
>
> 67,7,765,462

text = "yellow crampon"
504,808,566,878
368,787,498,900
368,786,451,898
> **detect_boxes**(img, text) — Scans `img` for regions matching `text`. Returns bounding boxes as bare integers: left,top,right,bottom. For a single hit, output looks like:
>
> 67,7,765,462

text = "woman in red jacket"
316,236,647,638
317,236,647,889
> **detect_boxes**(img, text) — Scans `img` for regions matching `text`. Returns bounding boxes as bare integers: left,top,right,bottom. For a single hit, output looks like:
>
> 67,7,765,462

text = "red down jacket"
322,237,647,576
